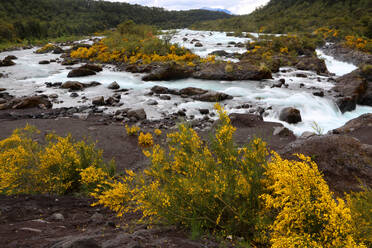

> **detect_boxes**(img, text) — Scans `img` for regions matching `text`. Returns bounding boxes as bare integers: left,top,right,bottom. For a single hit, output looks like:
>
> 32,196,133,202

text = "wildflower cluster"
314,27,339,39
154,129,162,136
92,104,271,243
261,152,365,247
138,132,154,148
69,22,218,66
91,104,369,246
344,36,371,53
0,125,114,195
125,124,140,136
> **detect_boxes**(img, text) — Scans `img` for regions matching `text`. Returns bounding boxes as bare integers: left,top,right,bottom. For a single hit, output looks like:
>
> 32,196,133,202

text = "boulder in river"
92,96,105,106
142,63,193,81
279,107,302,124
295,56,329,75
194,42,203,47
192,91,233,102
39,60,50,65
0,57,15,67
108,81,120,90
52,46,64,54
61,81,85,91
332,69,369,113
67,68,96,78
151,85,172,94
4,55,17,60
80,64,103,72
179,87,208,96
0,95,52,110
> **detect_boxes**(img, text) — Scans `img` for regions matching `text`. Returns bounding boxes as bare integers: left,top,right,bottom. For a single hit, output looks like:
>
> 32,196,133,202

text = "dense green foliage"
0,0,230,43
193,0,372,38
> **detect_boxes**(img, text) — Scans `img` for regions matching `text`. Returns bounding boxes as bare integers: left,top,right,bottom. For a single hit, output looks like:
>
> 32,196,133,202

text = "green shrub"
346,189,372,246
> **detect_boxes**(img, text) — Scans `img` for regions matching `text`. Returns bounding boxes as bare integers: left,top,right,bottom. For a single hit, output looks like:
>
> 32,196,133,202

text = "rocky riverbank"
0,110,371,248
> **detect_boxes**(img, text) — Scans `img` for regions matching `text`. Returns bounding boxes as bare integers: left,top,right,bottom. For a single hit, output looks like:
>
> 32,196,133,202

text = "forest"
0,0,230,43
193,0,372,38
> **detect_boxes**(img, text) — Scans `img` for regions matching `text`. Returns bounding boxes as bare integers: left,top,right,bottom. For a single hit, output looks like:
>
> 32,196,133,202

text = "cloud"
102,0,270,15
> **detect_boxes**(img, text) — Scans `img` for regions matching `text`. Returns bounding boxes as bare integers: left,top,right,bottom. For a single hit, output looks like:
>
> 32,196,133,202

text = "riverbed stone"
92,96,105,106
67,68,96,78
108,81,120,90
127,108,147,120
279,107,302,124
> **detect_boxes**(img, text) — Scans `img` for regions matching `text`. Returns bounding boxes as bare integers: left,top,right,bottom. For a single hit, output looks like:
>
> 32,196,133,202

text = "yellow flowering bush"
89,105,369,246
154,129,162,136
70,22,207,66
261,152,366,248
138,132,154,148
344,36,371,53
125,124,140,136
0,125,115,195
314,27,339,39
92,104,270,243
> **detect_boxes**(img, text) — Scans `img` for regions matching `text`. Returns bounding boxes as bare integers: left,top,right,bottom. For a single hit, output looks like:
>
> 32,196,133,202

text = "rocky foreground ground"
0,108,371,248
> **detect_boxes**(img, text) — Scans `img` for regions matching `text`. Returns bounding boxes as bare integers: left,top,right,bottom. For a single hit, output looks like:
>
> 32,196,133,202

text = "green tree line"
193,0,372,38
0,0,231,43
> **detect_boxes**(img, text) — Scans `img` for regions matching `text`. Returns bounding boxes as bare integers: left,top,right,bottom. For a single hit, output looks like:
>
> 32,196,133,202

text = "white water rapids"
0,29,371,135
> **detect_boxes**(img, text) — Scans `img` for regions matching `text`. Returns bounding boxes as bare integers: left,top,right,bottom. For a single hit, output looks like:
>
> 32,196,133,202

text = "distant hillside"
193,0,372,38
0,0,231,43
201,7,233,15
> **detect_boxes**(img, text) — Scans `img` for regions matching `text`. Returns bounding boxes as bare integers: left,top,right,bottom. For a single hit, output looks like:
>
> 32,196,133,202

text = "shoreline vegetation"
1,0,372,247
0,106,371,247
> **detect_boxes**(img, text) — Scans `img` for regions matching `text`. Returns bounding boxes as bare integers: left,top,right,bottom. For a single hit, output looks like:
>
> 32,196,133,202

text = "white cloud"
102,0,270,15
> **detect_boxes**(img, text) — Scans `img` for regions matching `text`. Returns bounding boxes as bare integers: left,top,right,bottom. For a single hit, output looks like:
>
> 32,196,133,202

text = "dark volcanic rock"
80,64,103,72
332,69,369,113
0,58,15,67
92,96,105,106
279,135,372,194
4,55,17,60
142,63,193,81
179,87,208,96
321,43,372,66
295,56,329,74
0,95,52,110
128,108,147,120
108,81,120,90
67,68,96,78
151,85,173,94
39,60,50,65
279,107,302,124
52,46,64,54
332,113,372,146
192,91,233,102
229,113,263,127
61,81,85,91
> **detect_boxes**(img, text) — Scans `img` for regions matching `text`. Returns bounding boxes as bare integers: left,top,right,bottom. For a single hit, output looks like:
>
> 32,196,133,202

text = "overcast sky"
103,0,270,15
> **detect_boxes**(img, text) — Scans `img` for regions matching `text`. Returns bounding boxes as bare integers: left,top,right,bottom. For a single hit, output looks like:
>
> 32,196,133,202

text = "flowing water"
0,29,371,135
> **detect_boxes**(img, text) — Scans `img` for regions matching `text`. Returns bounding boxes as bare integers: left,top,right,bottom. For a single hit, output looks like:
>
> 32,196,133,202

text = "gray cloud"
103,0,270,14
